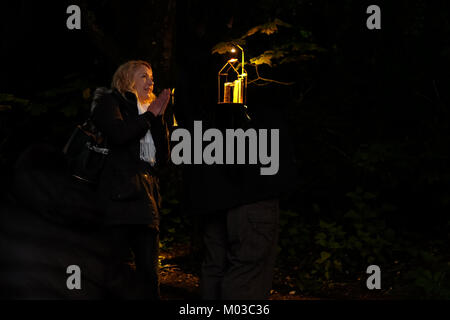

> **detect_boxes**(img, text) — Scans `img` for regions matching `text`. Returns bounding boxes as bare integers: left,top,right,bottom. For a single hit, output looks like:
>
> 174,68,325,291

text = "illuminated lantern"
218,44,247,105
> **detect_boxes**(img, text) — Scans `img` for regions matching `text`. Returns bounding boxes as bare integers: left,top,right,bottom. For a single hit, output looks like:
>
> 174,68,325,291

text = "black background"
1,0,450,300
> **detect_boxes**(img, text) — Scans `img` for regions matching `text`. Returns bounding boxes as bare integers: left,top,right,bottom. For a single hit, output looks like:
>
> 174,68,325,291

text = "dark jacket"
91,88,170,227
176,83,298,215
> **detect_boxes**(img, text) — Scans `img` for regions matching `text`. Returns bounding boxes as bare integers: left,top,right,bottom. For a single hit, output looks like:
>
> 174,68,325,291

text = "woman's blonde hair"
111,60,155,101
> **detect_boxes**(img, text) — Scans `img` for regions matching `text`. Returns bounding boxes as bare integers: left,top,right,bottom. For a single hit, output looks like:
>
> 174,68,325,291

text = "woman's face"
132,64,154,102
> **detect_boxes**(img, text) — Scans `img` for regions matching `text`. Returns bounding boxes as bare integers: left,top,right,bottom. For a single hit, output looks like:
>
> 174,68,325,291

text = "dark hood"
91,87,112,114
91,87,137,114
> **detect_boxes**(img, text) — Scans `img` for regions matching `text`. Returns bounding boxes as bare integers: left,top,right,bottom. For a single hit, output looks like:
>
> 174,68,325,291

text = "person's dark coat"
174,20,298,215
91,88,170,227
177,86,298,215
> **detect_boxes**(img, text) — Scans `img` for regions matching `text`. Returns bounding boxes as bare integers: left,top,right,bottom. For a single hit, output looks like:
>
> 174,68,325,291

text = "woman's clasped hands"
147,88,171,116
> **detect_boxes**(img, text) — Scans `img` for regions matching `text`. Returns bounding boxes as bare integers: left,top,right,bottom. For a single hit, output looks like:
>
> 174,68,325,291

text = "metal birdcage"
218,45,247,105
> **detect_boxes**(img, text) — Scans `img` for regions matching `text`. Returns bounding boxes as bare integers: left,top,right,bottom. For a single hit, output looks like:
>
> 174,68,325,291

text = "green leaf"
249,50,285,66
281,210,299,217
27,104,48,116
315,251,331,264
61,104,79,117
344,209,359,219
315,232,327,240
211,39,246,55
171,217,181,224
299,30,312,39
329,241,341,249
280,54,316,64
363,192,377,200
319,220,335,229
333,260,343,271
288,227,298,236
161,208,171,215
82,88,91,100
242,18,292,38
0,93,30,106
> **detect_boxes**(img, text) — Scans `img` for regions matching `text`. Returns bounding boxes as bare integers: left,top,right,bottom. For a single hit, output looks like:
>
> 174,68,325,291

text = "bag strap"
86,141,109,155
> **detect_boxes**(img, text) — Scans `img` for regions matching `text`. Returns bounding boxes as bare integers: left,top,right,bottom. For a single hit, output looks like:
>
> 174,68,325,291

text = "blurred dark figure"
175,1,297,300
0,143,118,299
197,91,296,300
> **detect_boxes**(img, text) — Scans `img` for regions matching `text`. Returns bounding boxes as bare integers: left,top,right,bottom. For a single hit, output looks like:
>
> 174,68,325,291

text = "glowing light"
173,114,178,127
228,58,238,63
231,48,236,53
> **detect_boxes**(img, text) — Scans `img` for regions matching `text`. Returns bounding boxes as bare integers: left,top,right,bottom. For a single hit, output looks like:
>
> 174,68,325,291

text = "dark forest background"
1,0,450,298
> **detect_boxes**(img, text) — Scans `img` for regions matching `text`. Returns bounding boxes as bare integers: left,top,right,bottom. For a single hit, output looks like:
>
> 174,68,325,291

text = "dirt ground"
159,243,392,300
159,242,307,300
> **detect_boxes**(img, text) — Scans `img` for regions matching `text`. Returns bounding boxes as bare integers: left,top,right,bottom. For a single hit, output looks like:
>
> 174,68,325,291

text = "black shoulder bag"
62,117,109,184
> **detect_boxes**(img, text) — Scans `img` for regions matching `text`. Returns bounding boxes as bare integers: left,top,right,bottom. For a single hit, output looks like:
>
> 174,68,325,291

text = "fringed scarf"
137,100,156,166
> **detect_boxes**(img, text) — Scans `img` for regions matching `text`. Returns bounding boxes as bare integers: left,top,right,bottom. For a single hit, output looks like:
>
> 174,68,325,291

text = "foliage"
158,165,192,249
211,17,326,85
243,18,292,37
0,93,30,109
278,186,398,295
397,244,450,299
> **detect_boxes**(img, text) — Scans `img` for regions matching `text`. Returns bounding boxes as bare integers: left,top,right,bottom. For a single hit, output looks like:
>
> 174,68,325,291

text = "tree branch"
247,64,295,86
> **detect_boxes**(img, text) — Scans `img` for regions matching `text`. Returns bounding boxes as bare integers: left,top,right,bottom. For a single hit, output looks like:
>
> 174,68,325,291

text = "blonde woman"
91,60,171,299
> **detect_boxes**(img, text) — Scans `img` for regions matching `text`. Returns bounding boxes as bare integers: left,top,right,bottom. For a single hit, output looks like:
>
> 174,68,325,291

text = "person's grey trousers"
200,198,280,300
